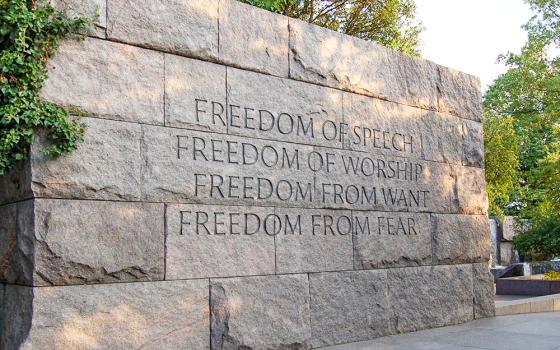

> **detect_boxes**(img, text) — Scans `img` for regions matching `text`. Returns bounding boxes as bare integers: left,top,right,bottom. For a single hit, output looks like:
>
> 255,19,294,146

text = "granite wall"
0,0,494,349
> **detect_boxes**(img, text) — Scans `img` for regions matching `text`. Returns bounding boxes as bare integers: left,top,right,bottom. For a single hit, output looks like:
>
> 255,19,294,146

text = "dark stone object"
496,277,560,296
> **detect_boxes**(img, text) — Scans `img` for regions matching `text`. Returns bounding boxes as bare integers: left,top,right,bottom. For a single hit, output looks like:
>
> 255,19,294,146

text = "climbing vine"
0,0,88,175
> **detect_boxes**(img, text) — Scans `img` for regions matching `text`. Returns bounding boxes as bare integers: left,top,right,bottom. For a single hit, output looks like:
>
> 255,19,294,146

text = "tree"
484,0,560,217
240,0,423,56
513,216,560,260
483,113,521,216
485,0,560,259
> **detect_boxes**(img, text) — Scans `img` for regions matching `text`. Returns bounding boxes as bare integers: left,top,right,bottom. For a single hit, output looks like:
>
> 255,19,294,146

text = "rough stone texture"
317,148,457,213
139,122,485,215
289,18,439,111
342,92,424,157
456,166,488,215
1,199,165,286
3,199,164,286
219,0,289,77
343,93,467,166
437,66,483,122
388,265,474,334
417,164,488,216
141,124,316,206
502,216,530,241
0,159,32,205
275,208,353,274
0,280,209,350
352,212,431,269
417,163,458,214
500,241,517,265
420,111,464,165
165,204,275,279
462,120,485,168
0,204,19,283
0,283,33,350
141,120,487,215
210,275,311,349
30,117,142,201
432,214,491,264
0,4,492,347
165,54,227,132
227,67,343,148
41,38,164,125
309,270,389,347
0,202,34,285
107,0,219,60
0,283,4,334
472,263,496,319
50,0,107,38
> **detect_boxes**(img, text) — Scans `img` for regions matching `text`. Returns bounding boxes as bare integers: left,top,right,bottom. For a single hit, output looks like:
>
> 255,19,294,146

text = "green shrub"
513,216,560,261
0,0,88,176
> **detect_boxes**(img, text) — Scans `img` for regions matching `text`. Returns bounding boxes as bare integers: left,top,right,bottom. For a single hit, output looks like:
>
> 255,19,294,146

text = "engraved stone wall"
0,0,494,349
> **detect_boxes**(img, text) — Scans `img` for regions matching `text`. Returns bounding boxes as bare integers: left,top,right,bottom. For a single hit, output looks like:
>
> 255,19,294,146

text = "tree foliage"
483,113,521,216
0,0,87,175
485,0,560,258
513,216,560,260
240,0,423,56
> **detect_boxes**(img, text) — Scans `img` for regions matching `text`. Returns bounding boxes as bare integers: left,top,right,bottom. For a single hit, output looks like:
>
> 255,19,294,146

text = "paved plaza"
325,312,560,350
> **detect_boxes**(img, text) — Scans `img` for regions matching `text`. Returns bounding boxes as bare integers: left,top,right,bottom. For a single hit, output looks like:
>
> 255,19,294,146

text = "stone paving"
324,312,560,350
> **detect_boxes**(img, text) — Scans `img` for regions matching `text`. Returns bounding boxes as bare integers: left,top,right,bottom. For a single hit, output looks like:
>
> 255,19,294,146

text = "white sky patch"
416,0,532,91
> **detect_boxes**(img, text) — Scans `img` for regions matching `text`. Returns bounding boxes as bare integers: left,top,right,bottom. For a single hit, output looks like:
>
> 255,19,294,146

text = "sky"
416,0,533,91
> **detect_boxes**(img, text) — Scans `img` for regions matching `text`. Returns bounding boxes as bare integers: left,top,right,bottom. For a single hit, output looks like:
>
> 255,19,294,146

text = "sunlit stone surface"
0,0,492,348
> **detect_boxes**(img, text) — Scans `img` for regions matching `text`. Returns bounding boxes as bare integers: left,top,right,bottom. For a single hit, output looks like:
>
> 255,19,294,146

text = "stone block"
316,147,456,213
50,0,107,38
437,66,482,121
342,92,424,158
472,263,495,319
432,215,491,264
0,202,32,285
495,302,530,316
502,216,530,241
309,270,389,347
0,159,32,205
343,94,467,166
456,166,488,215
530,299,554,313
388,265,474,333
462,120,485,167
352,212,431,269
164,54,227,132
420,111,464,165
165,203,275,279
210,274,311,349
107,0,219,60
0,283,4,327
289,18,439,111
226,67,343,148
41,38,164,125
30,117,142,201
0,204,19,282
0,280,209,350
219,0,289,77
275,208,353,274
1,199,164,286
0,283,33,350
140,124,316,206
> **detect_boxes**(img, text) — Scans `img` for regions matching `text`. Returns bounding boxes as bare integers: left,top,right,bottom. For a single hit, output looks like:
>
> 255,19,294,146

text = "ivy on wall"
0,0,88,175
